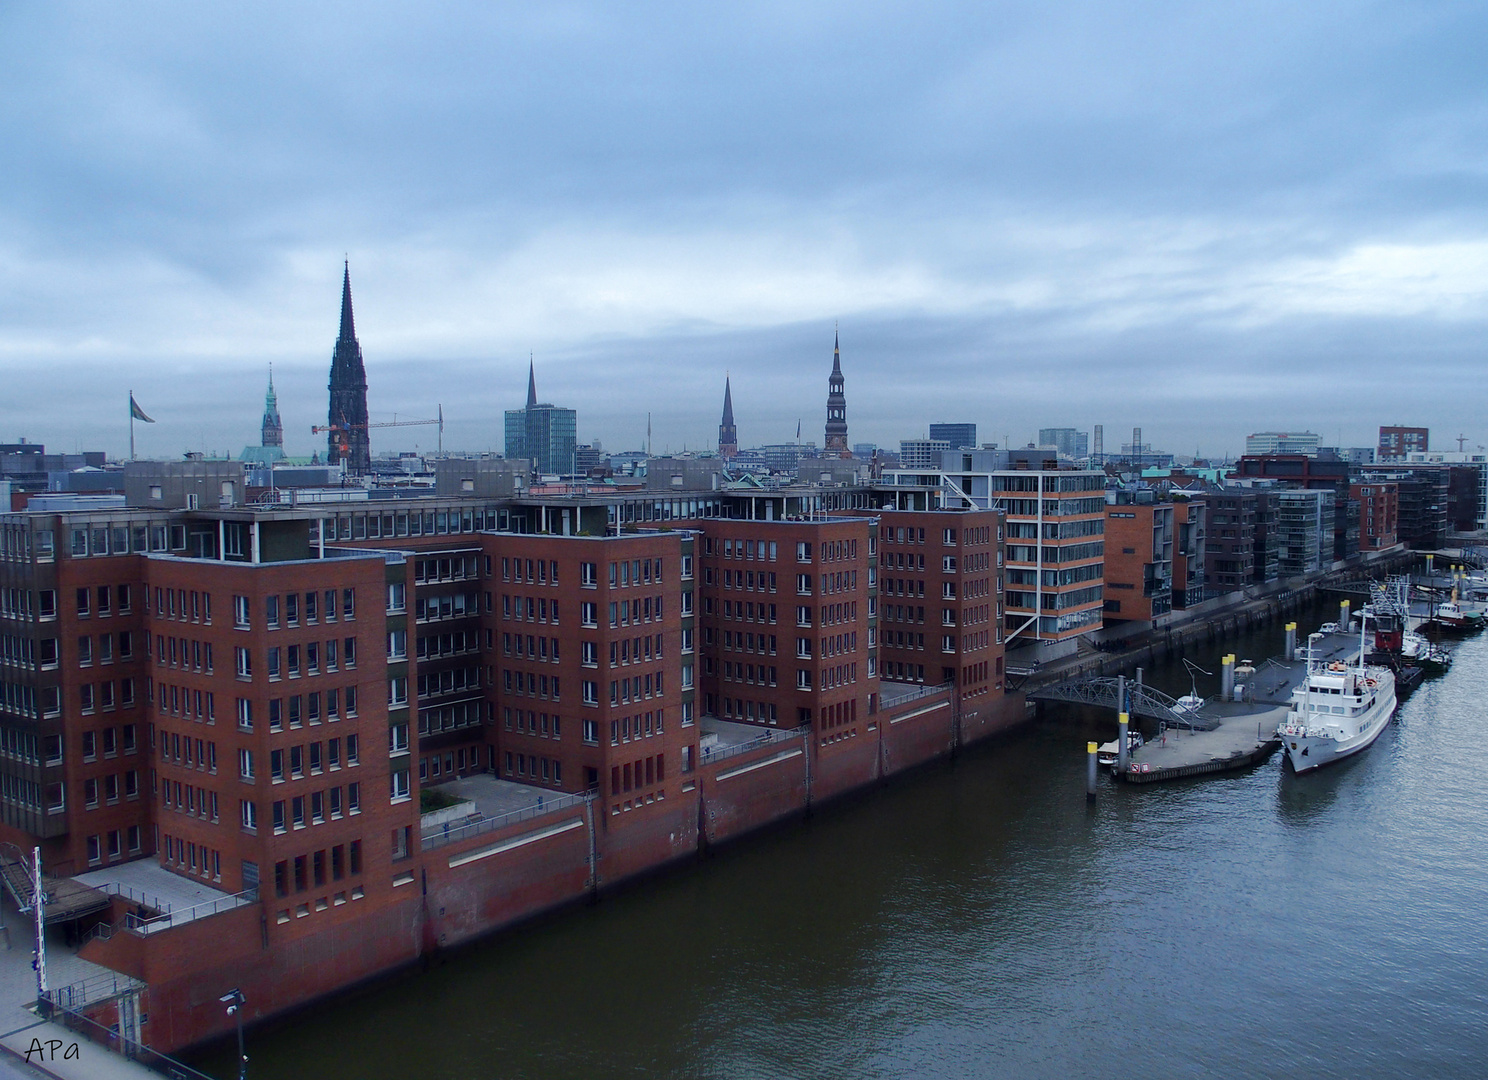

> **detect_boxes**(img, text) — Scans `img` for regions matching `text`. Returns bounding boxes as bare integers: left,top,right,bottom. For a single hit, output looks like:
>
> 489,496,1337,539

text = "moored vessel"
1277,620,1397,774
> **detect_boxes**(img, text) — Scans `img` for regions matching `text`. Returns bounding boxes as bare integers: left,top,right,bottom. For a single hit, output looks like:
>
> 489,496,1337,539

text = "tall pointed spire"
328,261,370,475
527,354,538,408
718,373,738,460
338,259,356,343
261,364,283,449
824,326,849,458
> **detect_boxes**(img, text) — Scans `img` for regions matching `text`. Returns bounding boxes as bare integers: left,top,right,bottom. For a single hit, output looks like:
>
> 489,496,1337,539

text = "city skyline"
2,4,1486,458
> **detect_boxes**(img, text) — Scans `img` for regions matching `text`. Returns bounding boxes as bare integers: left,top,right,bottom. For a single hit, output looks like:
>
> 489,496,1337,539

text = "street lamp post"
219,989,246,1080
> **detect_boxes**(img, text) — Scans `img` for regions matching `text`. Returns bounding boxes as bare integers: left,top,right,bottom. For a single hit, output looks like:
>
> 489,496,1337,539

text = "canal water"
196,609,1488,1079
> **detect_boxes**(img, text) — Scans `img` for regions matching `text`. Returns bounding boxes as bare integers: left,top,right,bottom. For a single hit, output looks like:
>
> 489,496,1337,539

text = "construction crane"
313,405,445,457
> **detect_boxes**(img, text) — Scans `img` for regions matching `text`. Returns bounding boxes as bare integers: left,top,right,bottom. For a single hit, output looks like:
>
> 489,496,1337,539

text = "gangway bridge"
1027,677,1220,731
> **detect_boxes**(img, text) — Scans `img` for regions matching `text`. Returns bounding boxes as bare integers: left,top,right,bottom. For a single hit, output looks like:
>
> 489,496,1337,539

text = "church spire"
338,259,356,343
328,261,370,475
261,364,283,449
824,327,849,458
527,354,538,408
718,374,737,460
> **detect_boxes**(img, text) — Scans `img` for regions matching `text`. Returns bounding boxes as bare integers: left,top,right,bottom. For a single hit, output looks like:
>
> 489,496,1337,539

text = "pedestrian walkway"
0,1019,161,1080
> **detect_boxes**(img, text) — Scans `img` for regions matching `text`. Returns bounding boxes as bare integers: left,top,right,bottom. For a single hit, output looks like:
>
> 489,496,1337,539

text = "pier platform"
1117,629,1364,784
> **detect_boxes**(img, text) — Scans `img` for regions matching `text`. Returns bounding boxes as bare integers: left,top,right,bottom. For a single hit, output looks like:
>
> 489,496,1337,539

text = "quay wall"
107,561,1407,1057
135,687,1029,1056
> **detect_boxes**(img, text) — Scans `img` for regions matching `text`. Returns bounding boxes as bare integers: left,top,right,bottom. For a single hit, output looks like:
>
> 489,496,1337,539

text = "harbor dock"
1118,629,1367,784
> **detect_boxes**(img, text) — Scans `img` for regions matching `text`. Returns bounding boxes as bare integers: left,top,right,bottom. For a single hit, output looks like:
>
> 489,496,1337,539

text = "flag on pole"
796,419,801,440
130,395,155,423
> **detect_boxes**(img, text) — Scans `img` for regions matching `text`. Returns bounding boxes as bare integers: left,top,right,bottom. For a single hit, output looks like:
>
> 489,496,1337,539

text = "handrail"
125,887,258,933
699,725,809,766
46,970,145,1011
420,791,593,851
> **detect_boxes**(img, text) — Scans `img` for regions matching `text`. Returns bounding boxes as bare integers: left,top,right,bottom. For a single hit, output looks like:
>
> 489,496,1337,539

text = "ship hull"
1281,694,1395,773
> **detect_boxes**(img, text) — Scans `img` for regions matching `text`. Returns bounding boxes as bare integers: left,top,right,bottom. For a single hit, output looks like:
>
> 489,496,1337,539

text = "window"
581,562,597,586
387,583,406,613
238,748,255,780
235,647,252,679
581,602,598,627
582,680,599,705
237,698,253,730
233,595,250,628
388,677,408,706
387,630,407,660
240,800,258,832
343,588,356,620
390,769,410,801
266,594,280,628
581,641,598,666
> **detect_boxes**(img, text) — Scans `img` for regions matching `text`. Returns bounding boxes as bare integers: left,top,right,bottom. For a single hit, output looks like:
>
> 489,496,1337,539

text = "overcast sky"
3,2,1486,462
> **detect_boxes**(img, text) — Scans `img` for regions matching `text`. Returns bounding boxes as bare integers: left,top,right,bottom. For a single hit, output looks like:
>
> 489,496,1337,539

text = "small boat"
1277,618,1397,774
1433,599,1477,629
1097,729,1142,767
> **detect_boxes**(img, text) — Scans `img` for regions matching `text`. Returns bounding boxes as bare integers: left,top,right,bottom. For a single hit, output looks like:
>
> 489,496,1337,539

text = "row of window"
274,842,363,896
265,736,361,782
503,751,563,785
418,554,482,583
706,567,777,592
271,783,362,831
267,637,357,679
75,584,135,618
609,708,663,746
86,825,145,866
609,671,665,705
154,633,209,672
418,700,482,736
149,585,207,622
162,778,216,819
236,687,359,732
717,697,778,724
698,592,770,625
83,770,140,808
232,589,356,630
705,537,777,561
505,707,561,739
503,633,559,663
416,666,482,699
81,679,138,714
504,593,557,624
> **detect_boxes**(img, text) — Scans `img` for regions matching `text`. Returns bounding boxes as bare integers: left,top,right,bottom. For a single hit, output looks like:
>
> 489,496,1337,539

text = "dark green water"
197,611,1488,1079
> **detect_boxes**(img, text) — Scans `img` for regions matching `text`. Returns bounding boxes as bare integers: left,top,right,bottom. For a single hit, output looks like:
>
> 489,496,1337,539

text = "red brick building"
0,494,1029,1056
1350,481,1399,551
873,508,1005,700
1102,498,1174,623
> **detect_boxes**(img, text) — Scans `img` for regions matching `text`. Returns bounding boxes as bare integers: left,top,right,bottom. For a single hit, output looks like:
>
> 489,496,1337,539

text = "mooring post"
1340,599,1351,633
1285,622,1297,662
1087,741,1098,801
1116,711,1131,773
1221,654,1235,701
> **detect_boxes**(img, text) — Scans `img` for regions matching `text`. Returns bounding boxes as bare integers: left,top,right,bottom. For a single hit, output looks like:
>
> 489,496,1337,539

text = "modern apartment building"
1102,494,1173,622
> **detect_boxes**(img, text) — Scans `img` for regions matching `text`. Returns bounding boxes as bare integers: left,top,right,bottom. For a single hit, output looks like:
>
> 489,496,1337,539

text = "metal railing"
420,791,592,851
46,970,145,1011
699,725,809,766
83,886,258,943
879,680,953,708
125,887,257,934
45,1002,217,1080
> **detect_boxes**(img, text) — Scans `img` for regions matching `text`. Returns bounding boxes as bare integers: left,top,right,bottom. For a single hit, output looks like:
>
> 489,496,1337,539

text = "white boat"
1434,598,1479,629
1097,729,1142,767
1277,619,1396,774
